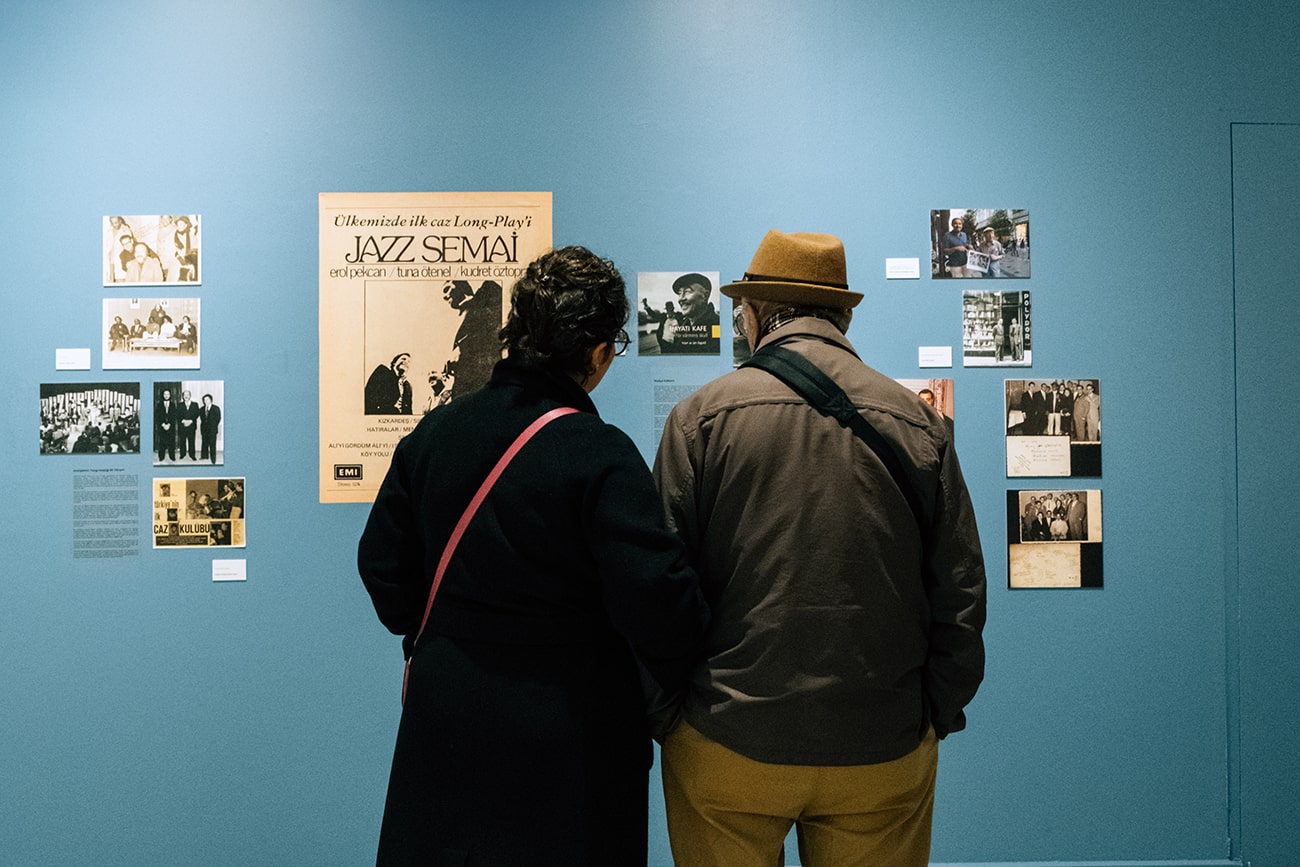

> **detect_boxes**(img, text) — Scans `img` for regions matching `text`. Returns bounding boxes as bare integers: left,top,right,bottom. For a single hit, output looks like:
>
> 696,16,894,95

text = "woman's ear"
576,341,616,393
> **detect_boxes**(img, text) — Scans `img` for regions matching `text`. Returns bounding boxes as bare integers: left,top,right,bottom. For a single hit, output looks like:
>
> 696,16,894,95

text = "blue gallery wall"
1,2,1296,864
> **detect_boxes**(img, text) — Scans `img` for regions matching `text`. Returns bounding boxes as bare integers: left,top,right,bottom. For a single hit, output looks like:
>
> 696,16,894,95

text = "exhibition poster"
318,192,553,503
636,271,722,356
153,477,245,548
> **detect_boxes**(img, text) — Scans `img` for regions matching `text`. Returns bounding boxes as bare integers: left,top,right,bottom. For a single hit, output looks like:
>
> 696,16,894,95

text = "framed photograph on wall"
896,377,955,437
637,271,722,356
103,215,201,286
102,298,200,370
962,290,1031,367
931,209,1029,279
152,380,224,466
153,477,245,548
39,382,140,454
1007,489,1102,588
1005,378,1101,477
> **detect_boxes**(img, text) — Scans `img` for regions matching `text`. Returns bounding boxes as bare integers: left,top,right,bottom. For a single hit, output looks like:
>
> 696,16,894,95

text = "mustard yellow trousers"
661,720,937,867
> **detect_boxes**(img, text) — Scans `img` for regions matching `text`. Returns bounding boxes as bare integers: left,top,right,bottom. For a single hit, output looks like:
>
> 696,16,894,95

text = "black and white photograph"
362,278,503,417
39,382,140,454
931,209,1030,279
153,380,224,467
963,290,1031,367
637,271,722,356
1007,489,1103,588
103,215,201,286
1005,378,1102,477
102,298,200,370
153,476,245,548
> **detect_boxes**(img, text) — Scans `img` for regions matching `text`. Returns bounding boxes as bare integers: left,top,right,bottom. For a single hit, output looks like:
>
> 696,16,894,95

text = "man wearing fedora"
653,229,986,866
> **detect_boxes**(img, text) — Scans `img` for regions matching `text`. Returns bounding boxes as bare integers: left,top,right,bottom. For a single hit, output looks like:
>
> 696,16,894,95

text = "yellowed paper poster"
319,192,553,503
153,477,245,548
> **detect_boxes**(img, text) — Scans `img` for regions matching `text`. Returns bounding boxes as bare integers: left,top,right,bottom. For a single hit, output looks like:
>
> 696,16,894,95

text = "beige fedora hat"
721,229,863,309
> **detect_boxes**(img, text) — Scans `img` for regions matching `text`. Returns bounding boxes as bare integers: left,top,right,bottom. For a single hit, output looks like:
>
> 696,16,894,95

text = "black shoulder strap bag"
742,343,927,533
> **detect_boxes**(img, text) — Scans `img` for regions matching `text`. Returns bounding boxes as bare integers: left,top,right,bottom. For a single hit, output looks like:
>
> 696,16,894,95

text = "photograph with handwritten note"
1005,379,1101,477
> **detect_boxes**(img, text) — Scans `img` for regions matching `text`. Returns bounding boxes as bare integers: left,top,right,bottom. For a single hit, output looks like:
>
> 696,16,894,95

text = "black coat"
359,358,708,866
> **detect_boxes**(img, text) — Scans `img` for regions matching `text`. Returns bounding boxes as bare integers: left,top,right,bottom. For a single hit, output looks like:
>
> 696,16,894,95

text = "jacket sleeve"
357,442,427,649
650,405,702,563
921,439,987,737
585,424,709,695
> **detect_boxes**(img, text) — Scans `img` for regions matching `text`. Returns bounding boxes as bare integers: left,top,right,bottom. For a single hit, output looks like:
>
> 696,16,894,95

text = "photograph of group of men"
153,381,224,466
637,271,721,356
103,298,201,369
153,477,244,548
362,279,502,416
103,215,201,286
39,383,141,454
1006,489,1103,589
1014,490,1092,543
1004,378,1101,478
931,208,1030,279
1005,379,1100,442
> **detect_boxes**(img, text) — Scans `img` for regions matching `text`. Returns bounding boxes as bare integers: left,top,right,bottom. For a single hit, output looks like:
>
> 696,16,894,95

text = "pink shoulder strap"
403,405,578,703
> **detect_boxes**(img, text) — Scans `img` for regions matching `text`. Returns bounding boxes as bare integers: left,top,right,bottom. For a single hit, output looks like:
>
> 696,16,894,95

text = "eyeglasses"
613,329,630,356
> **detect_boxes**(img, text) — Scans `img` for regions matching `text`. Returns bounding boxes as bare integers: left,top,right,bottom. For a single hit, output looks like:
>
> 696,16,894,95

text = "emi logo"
334,464,363,480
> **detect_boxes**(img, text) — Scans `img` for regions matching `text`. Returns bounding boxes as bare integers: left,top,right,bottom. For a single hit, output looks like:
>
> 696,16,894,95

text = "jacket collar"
488,357,600,415
754,315,860,361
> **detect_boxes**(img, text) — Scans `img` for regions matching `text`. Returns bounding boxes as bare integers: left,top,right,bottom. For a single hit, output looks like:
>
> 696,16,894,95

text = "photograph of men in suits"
199,393,222,464
154,386,177,462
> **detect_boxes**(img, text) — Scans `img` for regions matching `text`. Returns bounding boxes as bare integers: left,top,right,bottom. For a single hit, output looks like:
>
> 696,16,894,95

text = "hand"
661,317,678,343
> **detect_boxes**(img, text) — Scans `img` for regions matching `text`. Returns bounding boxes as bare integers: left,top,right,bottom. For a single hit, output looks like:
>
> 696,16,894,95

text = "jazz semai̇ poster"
319,192,552,503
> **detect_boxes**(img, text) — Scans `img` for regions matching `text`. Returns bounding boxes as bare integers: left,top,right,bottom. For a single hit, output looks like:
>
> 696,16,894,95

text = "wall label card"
917,346,952,368
885,258,920,279
212,559,247,582
56,348,91,370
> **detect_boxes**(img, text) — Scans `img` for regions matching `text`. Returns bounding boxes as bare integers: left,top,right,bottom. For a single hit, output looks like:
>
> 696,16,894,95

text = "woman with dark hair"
359,245,708,866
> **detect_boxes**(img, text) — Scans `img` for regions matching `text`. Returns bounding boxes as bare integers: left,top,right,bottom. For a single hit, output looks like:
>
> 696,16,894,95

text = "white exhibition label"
212,559,247,582
918,346,953,368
